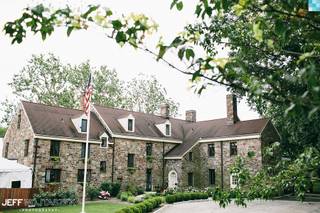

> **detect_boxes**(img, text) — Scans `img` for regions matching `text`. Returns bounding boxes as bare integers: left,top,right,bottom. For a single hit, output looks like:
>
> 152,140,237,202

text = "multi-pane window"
17,112,21,129
45,169,61,183
4,143,9,158
188,152,193,161
24,139,29,157
50,140,60,157
77,169,91,182
100,161,106,173
187,172,194,186
208,144,215,157
81,143,91,158
128,154,135,168
230,142,238,156
128,119,133,131
146,143,152,156
209,169,215,185
81,119,87,132
230,174,239,189
165,124,170,136
101,137,107,148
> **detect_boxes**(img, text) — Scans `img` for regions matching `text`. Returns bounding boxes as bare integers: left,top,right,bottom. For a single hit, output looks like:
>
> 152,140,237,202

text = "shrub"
31,189,78,207
136,203,147,213
144,200,153,212
136,186,145,195
183,193,191,201
126,183,138,195
87,185,100,201
128,196,136,203
165,195,176,204
120,192,132,201
100,181,112,192
111,182,121,197
122,207,134,213
130,206,142,213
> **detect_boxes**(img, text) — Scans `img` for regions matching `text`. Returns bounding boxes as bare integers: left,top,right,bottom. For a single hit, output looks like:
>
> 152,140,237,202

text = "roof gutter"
112,134,182,144
34,134,101,144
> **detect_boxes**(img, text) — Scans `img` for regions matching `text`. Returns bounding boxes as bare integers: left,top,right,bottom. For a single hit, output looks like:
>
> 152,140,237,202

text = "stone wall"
33,139,113,193
113,138,176,191
177,138,263,189
3,104,34,167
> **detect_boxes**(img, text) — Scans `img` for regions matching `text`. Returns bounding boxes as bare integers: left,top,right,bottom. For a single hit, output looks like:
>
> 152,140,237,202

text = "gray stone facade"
3,102,280,192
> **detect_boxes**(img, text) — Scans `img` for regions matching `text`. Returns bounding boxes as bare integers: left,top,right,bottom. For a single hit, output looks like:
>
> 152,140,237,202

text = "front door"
146,169,152,191
168,170,178,188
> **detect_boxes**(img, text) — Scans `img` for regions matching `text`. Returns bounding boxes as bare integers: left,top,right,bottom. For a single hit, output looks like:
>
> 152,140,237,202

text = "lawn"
3,201,129,213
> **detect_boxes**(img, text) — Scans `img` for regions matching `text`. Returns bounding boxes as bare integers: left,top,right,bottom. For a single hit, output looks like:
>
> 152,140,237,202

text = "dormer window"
165,124,171,136
118,114,135,132
155,120,171,137
101,137,107,148
81,119,87,132
128,119,133,132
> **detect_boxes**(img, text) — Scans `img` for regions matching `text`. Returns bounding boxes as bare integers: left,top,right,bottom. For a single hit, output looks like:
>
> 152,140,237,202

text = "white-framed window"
155,120,171,137
118,114,135,132
230,173,239,189
100,132,111,148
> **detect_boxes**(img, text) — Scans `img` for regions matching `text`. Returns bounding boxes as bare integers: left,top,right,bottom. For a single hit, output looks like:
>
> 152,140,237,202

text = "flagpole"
81,86,92,213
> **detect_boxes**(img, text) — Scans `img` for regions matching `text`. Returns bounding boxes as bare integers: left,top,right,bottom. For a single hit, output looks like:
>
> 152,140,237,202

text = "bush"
120,191,133,201
126,183,138,195
136,203,147,213
136,186,145,195
100,181,112,192
87,185,100,201
165,195,176,204
111,182,122,197
31,189,78,207
128,196,136,203
312,180,320,193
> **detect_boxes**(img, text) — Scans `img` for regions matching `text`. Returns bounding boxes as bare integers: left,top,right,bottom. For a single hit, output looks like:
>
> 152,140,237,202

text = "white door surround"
168,170,178,188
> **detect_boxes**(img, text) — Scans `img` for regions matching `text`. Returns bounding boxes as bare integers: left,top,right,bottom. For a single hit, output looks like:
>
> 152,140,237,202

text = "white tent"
0,158,32,188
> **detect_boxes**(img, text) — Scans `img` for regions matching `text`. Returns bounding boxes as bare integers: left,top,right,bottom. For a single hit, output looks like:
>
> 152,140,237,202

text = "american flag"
83,73,93,116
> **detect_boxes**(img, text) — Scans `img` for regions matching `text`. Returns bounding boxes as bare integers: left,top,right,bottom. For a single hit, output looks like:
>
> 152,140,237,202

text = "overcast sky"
0,0,259,121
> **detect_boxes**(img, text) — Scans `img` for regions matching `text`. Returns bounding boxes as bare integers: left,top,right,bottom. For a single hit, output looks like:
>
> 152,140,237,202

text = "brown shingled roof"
21,101,269,158
22,101,105,141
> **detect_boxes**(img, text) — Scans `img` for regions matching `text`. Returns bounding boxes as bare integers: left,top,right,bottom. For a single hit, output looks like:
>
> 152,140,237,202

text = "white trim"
112,134,182,143
165,134,261,160
198,134,261,143
164,156,182,160
34,135,101,144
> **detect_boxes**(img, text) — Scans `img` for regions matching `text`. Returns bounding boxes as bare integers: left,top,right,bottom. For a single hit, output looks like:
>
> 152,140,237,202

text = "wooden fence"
0,188,38,209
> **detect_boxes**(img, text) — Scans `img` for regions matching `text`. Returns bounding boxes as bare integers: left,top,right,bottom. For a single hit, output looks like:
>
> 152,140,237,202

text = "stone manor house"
2,95,279,192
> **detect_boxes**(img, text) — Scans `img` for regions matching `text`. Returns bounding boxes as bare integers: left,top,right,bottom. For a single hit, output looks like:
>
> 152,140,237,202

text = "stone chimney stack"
185,110,196,122
226,94,239,125
160,104,170,118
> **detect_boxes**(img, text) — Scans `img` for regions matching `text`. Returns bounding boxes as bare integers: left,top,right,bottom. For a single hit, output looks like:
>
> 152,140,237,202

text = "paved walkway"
156,200,320,213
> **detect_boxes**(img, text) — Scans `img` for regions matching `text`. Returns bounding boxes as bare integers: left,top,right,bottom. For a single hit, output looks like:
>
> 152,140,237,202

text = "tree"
1,54,179,125
4,0,320,205
124,74,179,116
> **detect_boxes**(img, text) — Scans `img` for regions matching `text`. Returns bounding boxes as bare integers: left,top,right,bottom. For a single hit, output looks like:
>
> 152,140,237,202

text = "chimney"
160,103,170,118
226,94,239,125
186,110,196,122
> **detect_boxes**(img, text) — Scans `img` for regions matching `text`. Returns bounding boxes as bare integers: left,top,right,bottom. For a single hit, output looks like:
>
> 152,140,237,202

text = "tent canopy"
0,157,31,172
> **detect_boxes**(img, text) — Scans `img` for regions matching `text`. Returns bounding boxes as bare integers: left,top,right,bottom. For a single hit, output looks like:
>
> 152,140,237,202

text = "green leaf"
170,36,183,48
157,45,167,61
178,48,185,60
67,26,74,36
253,22,263,42
185,49,195,60
112,20,122,30
195,5,202,17
170,0,178,9
176,1,184,11
115,31,126,43
81,5,99,19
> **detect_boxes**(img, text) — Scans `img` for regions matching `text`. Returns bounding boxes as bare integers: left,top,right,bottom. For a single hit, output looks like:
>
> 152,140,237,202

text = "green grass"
3,201,129,213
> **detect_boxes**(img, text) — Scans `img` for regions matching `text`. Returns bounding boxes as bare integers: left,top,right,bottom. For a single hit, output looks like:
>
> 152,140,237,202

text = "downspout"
162,142,165,189
220,141,224,190
32,138,39,188
111,138,115,183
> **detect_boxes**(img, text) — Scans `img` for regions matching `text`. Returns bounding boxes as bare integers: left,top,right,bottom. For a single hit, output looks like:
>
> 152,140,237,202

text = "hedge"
165,192,209,204
115,197,164,213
